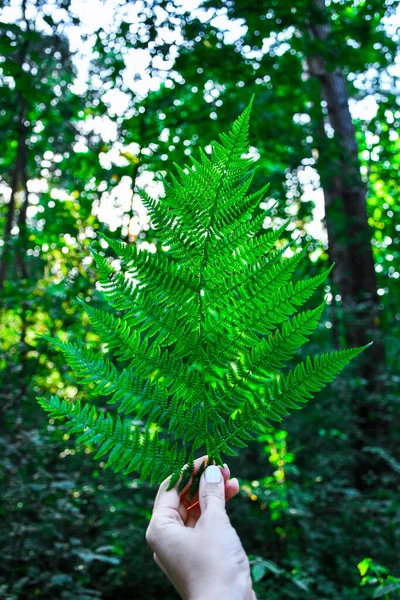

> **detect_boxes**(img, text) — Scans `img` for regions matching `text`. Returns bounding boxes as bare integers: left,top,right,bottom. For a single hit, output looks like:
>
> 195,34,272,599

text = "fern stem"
198,159,247,462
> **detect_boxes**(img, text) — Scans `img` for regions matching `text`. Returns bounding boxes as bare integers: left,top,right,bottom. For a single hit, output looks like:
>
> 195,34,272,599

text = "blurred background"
0,0,399,598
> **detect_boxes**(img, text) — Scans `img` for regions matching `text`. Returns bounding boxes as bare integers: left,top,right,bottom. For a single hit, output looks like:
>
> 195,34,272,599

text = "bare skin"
146,455,256,600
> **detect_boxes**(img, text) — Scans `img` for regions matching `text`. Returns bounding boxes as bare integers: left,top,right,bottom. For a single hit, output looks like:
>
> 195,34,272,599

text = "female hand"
146,455,256,600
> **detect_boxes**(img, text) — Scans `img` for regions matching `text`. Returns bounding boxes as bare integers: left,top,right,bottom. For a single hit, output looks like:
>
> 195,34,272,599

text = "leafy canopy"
38,98,368,491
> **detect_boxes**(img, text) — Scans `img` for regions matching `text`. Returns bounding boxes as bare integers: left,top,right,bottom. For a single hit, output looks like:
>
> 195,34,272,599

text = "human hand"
146,456,256,600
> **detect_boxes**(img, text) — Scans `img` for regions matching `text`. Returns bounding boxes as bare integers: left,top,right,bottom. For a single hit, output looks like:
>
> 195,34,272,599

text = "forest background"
0,0,399,598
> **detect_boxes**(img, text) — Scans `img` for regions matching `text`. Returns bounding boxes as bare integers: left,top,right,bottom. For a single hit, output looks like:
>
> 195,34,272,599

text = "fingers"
187,476,239,513
226,477,240,500
152,456,208,515
151,458,239,527
185,477,240,528
198,465,227,514
181,462,231,509
152,476,181,519
178,455,210,499
151,455,210,524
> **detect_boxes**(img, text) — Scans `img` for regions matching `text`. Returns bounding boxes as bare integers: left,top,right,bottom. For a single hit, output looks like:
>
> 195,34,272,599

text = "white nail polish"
204,465,222,483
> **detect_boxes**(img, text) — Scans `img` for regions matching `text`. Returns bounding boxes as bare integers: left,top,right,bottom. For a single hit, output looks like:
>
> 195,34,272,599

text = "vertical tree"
303,0,391,486
0,0,79,292
305,0,384,356
154,0,398,487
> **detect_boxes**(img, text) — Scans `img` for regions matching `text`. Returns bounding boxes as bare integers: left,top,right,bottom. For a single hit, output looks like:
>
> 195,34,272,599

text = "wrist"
190,583,255,600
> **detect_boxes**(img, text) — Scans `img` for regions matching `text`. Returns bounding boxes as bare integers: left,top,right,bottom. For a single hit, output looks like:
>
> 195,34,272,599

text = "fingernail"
205,465,222,484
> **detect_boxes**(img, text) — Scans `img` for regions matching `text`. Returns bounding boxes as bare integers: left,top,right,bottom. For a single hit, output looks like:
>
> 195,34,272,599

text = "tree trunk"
305,0,387,489
0,105,27,293
16,153,29,281
0,0,30,293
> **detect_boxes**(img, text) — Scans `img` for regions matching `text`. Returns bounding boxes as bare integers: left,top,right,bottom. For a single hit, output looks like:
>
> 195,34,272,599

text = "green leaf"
373,583,400,598
39,100,369,485
358,558,373,577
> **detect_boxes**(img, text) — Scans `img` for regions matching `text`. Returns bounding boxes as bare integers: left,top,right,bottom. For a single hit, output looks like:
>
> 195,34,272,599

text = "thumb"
199,465,226,514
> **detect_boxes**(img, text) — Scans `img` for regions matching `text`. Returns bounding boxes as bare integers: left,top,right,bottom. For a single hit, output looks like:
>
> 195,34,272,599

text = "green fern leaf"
38,97,369,488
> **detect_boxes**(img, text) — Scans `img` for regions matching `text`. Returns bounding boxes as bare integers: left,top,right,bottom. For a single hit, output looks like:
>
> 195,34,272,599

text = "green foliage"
1,1,399,598
358,558,400,598
38,101,367,488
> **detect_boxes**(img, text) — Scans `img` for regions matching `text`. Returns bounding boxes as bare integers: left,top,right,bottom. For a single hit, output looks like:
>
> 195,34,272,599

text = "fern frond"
39,98,369,488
